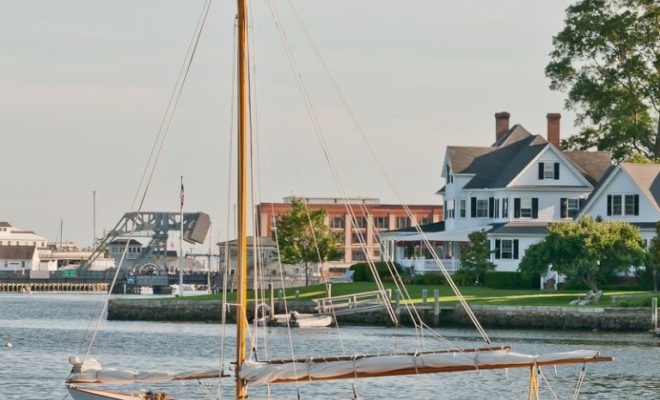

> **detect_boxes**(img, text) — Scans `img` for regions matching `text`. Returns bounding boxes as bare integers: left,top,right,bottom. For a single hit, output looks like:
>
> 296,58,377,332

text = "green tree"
274,198,340,286
545,0,660,160
458,230,496,285
518,217,646,291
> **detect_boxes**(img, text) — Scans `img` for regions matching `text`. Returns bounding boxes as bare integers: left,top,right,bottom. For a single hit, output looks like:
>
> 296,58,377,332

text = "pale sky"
1,0,578,248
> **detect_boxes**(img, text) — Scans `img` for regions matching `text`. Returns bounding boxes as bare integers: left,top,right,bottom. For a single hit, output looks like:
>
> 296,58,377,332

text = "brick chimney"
495,112,510,142
547,113,561,148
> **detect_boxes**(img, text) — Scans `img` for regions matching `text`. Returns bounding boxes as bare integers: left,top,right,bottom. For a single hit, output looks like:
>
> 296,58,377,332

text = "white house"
0,245,40,272
577,163,660,245
380,112,612,273
0,221,47,248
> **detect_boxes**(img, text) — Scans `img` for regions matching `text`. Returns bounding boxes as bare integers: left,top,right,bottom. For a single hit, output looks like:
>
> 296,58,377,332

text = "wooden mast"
235,0,249,398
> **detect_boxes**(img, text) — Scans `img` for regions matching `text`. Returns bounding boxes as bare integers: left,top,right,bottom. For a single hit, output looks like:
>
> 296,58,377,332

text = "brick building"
255,197,443,273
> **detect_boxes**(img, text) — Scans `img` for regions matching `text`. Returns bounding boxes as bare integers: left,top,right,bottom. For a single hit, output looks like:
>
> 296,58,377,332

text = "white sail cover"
240,349,602,384
68,358,221,385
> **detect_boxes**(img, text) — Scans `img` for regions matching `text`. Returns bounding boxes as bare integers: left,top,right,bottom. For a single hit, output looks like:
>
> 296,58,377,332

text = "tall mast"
235,0,249,398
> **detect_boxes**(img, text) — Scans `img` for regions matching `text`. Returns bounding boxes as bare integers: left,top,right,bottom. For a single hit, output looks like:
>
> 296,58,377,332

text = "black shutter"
560,198,567,218
607,195,612,216
554,162,560,180
634,194,639,215
514,198,521,218
489,197,494,218
579,198,586,210
513,239,519,259
471,197,477,218
444,200,447,219
532,198,539,219
538,163,544,180
495,239,501,259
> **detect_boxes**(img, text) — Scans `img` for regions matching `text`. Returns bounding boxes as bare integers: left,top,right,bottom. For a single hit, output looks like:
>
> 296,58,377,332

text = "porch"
398,257,461,274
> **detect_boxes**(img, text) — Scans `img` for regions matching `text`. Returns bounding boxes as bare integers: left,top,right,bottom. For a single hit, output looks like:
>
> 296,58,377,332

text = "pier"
0,282,108,292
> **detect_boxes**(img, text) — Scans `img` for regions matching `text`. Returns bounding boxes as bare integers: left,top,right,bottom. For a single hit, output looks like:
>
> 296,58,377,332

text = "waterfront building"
255,197,443,276
380,112,612,274
577,162,660,246
109,238,201,273
0,245,39,272
0,221,47,248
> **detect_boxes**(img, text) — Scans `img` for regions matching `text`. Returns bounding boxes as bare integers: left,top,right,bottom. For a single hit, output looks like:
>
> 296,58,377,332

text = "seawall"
107,299,655,332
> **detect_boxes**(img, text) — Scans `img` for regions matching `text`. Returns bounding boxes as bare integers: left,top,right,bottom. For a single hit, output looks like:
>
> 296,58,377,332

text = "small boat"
289,311,333,328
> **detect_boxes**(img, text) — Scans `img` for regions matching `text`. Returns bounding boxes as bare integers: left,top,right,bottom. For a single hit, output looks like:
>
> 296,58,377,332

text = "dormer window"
538,162,559,180
446,165,453,184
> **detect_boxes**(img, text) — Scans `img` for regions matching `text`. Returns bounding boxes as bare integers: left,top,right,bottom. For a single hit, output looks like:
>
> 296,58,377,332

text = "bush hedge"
349,261,402,282
484,272,538,290
412,272,445,285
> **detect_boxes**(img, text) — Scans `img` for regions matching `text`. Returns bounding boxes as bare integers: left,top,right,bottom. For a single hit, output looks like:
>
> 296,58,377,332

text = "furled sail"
68,357,222,385
239,349,610,385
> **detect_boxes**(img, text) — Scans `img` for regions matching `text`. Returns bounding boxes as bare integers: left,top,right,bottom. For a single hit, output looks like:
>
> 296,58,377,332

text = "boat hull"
67,385,155,400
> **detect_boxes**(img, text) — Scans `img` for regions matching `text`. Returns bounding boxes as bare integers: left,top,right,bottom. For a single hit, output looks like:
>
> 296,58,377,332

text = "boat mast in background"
235,0,249,398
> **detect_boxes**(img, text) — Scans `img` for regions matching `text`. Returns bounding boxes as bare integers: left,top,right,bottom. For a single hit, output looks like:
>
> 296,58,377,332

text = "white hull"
67,385,146,400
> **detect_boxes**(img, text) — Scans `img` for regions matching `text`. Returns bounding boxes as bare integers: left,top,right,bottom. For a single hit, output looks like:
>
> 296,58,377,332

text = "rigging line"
264,0,399,329
85,0,214,361
130,0,211,211
217,15,238,400
537,367,560,400
283,0,491,344
270,204,303,394
572,365,587,400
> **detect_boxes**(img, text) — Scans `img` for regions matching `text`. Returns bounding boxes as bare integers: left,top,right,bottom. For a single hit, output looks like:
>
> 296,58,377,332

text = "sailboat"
65,1,612,399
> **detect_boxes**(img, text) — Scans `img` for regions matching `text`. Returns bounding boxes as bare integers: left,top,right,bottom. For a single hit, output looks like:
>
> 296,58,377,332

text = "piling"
433,289,440,326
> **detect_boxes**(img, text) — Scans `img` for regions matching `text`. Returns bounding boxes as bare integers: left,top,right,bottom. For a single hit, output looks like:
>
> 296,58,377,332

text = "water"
1,293,658,399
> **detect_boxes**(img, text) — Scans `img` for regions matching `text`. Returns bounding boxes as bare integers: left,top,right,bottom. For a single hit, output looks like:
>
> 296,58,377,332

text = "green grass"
168,282,659,307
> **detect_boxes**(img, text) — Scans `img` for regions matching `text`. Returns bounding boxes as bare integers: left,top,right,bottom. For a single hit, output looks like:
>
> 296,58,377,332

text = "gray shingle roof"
489,221,550,235
0,245,36,260
446,124,611,190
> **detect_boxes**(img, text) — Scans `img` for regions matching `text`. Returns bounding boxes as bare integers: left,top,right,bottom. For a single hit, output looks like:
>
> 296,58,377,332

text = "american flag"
180,179,184,208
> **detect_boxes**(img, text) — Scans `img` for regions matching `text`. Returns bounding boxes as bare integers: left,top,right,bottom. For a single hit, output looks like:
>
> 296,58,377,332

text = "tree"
458,230,496,285
518,217,646,291
273,198,341,286
545,0,660,160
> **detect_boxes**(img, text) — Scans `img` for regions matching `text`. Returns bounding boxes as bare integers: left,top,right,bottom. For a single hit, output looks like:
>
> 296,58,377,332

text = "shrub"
412,272,445,285
484,272,538,290
349,262,402,282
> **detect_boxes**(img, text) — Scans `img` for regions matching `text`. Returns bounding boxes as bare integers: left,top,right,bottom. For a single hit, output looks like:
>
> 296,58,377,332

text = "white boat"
64,1,612,399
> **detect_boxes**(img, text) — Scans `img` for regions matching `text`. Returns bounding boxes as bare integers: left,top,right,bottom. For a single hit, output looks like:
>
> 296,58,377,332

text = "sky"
0,0,578,248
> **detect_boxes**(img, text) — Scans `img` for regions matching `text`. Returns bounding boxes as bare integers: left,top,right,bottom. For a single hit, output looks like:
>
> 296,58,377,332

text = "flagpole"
179,175,185,297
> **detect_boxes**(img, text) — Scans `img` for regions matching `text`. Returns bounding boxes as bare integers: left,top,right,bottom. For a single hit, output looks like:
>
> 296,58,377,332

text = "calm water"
0,293,658,400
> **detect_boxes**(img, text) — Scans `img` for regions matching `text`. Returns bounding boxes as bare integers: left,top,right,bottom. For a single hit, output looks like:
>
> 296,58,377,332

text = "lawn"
170,282,659,307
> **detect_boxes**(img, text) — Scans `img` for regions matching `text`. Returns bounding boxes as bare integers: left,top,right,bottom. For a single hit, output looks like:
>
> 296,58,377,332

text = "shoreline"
107,298,655,332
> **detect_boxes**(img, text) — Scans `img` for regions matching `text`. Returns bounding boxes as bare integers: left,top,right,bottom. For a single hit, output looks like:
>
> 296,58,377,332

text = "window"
330,216,344,229
538,162,559,180
502,198,508,218
460,199,466,218
624,195,636,215
501,240,513,259
520,198,532,218
352,250,367,262
351,232,365,245
608,194,639,216
476,200,489,218
418,216,430,225
567,199,579,218
396,217,410,229
374,216,388,229
543,163,555,179
612,195,622,215
494,239,519,260
354,217,367,229
446,200,455,219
